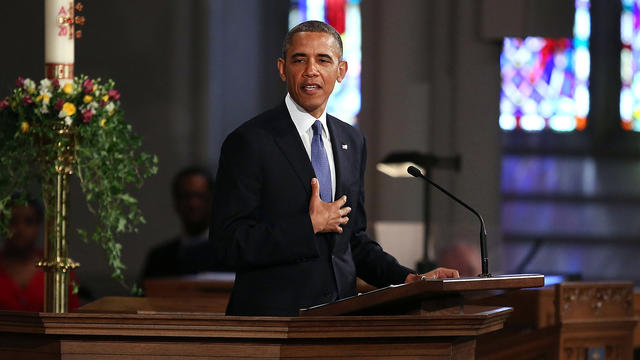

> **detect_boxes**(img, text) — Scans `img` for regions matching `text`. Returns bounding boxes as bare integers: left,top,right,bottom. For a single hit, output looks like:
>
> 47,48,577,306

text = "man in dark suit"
142,166,227,281
212,21,458,316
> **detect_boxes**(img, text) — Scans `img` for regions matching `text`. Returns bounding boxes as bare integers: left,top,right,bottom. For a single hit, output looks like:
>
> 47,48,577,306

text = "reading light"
376,152,460,178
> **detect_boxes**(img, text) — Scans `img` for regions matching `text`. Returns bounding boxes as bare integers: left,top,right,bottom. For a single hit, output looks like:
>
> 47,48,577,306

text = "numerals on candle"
55,2,85,40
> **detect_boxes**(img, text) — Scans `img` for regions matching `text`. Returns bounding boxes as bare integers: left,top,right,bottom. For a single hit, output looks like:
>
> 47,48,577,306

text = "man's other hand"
309,178,351,234
405,267,460,283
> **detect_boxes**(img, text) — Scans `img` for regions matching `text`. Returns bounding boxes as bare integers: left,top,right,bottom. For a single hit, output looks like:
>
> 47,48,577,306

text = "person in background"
141,166,227,281
0,196,79,311
438,242,481,278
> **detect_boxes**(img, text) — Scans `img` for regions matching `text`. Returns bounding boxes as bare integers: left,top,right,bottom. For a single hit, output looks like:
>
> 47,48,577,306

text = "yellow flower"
102,95,109,102
36,94,51,103
83,95,93,104
62,102,76,116
20,121,29,133
63,82,73,94
100,118,107,127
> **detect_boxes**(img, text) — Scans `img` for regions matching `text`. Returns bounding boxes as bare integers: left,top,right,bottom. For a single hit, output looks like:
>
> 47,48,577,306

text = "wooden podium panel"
0,274,550,359
143,275,377,315
144,273,235,297
300,274,544,316
76,296,225,314
0,303,512,359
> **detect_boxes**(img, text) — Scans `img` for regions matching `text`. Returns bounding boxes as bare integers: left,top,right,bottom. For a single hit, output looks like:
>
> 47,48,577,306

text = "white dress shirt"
285,93,336,201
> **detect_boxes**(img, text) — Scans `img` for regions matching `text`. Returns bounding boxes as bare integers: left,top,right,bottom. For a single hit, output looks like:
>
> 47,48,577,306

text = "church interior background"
1,0,639,300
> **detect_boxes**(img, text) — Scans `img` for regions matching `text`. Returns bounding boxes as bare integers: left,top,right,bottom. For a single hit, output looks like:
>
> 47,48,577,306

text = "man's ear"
277,58,287,82
337,60,348,83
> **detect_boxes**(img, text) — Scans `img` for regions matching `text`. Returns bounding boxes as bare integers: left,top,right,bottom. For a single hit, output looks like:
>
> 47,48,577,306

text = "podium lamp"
376,152,461,273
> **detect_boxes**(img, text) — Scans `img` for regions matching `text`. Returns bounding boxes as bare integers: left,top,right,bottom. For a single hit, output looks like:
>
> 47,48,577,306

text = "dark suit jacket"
212,103,413,316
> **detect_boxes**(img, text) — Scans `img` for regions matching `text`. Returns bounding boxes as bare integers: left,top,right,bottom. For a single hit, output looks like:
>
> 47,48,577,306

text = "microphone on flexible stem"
407,166,491,277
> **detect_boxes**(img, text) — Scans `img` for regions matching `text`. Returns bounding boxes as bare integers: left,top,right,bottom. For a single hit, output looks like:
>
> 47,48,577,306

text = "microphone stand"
407,166,491,277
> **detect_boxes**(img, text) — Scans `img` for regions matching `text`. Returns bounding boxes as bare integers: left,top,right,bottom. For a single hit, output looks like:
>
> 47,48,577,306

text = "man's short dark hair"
171,166,214,200
282,20,343,60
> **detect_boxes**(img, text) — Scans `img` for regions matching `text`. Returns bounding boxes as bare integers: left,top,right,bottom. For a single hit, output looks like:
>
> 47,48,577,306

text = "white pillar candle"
45,0,74,80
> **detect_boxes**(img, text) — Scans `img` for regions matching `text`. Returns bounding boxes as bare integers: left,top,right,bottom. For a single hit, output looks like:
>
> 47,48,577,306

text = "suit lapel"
271,103,315,197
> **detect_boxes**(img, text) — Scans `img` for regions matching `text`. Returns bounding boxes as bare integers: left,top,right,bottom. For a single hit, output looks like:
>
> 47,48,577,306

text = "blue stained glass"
620,0,640,131
500,0,591,132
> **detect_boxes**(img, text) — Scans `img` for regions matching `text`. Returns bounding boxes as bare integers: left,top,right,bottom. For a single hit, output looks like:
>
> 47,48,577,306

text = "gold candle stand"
36,123,80,313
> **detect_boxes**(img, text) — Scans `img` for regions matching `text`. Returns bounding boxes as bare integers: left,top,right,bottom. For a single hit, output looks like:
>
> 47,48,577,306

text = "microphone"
407,166,491,277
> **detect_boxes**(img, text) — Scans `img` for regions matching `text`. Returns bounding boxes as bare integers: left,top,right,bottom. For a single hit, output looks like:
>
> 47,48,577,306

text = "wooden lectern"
0,274,543,359
299,274,544,316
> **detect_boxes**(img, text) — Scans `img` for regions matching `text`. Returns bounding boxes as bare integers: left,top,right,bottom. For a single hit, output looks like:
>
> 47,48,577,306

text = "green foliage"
0,75,158,291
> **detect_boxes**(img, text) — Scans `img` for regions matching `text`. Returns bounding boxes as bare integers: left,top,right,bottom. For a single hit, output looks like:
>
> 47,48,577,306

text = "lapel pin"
342,144,348,150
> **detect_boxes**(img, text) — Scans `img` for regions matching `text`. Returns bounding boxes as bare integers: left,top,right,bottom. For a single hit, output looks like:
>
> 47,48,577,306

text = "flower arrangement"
0,75,157,291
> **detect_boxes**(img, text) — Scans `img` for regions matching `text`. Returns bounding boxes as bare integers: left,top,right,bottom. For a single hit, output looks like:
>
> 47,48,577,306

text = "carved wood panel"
556,282,633,322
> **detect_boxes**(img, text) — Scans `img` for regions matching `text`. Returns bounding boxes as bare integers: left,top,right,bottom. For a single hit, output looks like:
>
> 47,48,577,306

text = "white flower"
40,91,51,105
23,78,36,94
59,109,67,118
36,92,51,115
40,79,52,91
64,116,73,126
88,101,99,111
105,102,115,115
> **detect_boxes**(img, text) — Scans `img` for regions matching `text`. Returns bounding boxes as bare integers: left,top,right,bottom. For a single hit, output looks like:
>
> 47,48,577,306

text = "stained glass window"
289,0,361,125
499,0,591,132
620,0,640,131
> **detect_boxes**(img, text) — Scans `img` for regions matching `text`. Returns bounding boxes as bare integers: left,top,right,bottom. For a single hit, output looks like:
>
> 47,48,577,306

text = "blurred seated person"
141,166,229,280
437,242,482,278
0,196,79,311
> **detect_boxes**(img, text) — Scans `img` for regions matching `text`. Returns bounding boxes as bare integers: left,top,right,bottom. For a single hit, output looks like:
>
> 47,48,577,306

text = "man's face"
174,174,212,236
278,32,347,118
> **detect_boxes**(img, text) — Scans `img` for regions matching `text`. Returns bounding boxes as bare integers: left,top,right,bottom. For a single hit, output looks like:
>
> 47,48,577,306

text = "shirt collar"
180,228,209,248
285,93,328,136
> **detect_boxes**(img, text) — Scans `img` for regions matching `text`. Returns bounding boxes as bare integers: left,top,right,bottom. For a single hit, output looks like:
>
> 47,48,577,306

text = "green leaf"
117,217,126,232
119,193,137,204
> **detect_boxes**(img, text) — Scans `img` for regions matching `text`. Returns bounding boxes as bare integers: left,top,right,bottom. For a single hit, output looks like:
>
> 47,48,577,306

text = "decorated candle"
45,0,74,80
